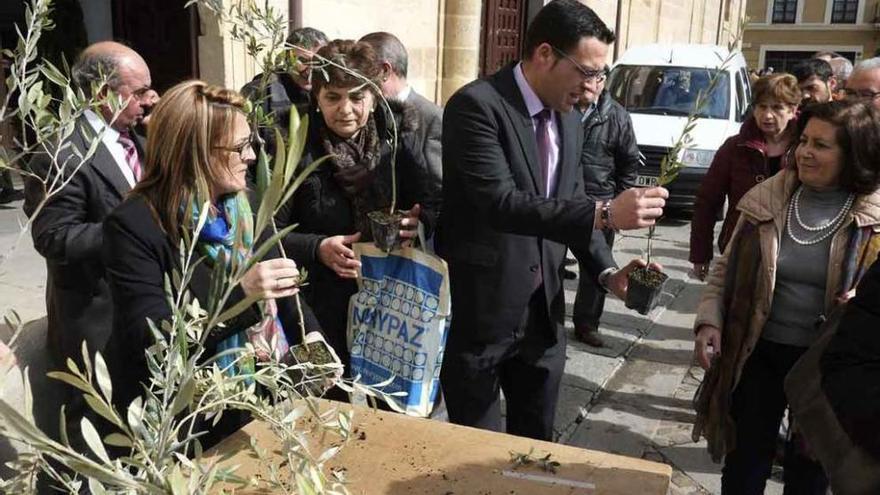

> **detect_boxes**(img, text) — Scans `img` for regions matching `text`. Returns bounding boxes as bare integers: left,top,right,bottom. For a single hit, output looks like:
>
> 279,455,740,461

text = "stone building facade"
743,0,880,72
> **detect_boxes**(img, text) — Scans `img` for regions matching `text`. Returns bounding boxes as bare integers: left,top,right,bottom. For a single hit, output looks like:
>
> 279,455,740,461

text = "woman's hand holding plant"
319,233,362,279
241,258,303,299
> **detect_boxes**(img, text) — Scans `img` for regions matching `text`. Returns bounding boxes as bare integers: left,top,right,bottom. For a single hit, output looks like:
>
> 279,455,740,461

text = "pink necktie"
118,131,142,182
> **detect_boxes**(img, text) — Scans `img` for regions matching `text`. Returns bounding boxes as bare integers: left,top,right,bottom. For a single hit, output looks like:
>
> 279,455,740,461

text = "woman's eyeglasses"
216,137,256,156
550,46,609,83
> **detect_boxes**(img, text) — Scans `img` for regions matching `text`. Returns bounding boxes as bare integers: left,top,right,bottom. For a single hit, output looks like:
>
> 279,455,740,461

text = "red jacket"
689,116,796,264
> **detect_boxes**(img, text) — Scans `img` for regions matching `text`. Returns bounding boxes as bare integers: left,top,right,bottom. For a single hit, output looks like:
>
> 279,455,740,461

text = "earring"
316,107,321,113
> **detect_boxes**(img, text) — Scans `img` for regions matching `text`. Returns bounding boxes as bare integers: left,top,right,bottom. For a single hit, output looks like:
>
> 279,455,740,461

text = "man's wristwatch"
597,267,617,293
600,200,615,232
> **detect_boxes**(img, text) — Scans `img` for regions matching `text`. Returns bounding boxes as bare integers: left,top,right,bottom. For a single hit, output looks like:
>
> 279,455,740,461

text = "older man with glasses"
844,57,880,109
568,71,641,347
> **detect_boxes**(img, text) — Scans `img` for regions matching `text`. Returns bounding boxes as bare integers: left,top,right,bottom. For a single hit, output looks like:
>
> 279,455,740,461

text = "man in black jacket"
23,40,153,449
240,27,327,163
439,0,667,440
360,31,443,198
572,80,641,347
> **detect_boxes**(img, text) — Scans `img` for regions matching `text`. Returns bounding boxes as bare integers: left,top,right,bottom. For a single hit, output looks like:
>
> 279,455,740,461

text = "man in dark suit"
241,27,328,163
360,31,443,195
23,41,153,444
438,0,668,441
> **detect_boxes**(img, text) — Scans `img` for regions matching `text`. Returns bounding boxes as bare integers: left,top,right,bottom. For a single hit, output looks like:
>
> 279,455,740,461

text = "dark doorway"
480,0,526,77
111,0,200,93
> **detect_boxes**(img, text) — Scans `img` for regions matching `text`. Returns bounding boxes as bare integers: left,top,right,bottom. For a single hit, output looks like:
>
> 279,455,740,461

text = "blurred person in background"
843,57,880,110
571,72,640,347
793,58,837,105
690,74,800,280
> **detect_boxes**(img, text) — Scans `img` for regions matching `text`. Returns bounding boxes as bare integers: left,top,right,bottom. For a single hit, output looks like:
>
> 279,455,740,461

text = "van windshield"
607,65,730,120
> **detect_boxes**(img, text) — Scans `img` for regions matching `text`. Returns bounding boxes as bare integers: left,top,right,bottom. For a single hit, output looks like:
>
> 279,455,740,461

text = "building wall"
193,0,749,103
582,0,746,63
300,0,444,102
743,0,880,70
197,0,287,92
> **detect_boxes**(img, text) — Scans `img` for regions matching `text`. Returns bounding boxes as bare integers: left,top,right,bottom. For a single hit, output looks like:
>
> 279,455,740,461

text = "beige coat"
695,168,880,390
691,169,880,459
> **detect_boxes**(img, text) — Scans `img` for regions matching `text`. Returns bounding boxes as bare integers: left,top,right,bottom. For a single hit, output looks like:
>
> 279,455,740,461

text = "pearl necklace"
785,186,855,246
792,187,853,232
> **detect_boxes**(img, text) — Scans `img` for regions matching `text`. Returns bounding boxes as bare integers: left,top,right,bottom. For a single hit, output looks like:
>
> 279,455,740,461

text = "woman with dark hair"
690,73,801,280
275,40,438,372
103,80,320,426
691,100,880,494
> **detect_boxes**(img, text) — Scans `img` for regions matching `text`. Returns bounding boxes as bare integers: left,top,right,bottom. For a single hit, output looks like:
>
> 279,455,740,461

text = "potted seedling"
625,40,742,315
367,209,406,252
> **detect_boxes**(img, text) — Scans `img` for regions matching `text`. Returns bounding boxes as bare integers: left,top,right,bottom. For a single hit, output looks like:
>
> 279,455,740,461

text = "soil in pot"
289,340,341,395
625,267,669,315
291,340,336,366
367,209,405,252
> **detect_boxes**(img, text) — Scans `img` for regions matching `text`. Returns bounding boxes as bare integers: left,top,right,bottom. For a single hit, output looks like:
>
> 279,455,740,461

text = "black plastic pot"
289,338,341,395
290,340,336,366
625,267,669,315
367,210,405,252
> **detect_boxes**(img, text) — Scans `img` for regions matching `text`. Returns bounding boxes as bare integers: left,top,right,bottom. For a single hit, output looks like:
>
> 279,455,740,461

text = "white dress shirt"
84,110,136,187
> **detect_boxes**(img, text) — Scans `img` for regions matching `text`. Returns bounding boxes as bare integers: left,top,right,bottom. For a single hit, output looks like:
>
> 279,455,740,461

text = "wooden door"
111,0,200,93
480,0,526,77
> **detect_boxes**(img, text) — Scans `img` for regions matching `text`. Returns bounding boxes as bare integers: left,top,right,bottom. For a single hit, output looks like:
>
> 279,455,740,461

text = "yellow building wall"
300,0,443,102
743,29,878,69
584,0,745,62
746,0,769,23
196,0,287,92
802,0,826,23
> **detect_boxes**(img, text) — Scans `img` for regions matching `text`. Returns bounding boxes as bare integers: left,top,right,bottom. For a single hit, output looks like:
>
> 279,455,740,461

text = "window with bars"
831,0,859,23
772,0,798,23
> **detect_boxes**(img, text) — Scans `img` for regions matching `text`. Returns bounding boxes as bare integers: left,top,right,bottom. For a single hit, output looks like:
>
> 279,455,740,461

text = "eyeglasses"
550,46,609,83
843,88,880,100
216,137,255,156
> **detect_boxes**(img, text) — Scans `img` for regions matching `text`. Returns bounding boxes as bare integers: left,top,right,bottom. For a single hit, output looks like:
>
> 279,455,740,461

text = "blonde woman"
102,80,320,446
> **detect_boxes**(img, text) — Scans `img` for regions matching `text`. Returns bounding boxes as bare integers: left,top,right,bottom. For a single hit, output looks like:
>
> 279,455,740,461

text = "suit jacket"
406,89,443,196
439,63,616,351
102,194,320,411
23,118,139,367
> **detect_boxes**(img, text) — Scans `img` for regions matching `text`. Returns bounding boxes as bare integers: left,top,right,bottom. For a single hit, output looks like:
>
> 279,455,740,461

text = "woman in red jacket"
690,74,801,279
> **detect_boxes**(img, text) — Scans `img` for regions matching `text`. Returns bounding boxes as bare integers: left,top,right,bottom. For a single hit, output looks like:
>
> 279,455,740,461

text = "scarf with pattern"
320,114,391,238
191,193,290,379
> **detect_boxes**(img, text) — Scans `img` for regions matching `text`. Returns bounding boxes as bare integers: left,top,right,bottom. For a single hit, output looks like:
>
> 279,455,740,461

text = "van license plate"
636,175,659,187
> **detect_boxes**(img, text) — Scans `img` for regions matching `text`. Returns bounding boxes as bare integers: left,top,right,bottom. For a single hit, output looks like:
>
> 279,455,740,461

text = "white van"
606,44,751,209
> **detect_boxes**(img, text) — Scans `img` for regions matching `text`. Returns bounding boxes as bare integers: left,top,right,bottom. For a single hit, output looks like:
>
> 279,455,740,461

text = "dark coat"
274,100,438,365
822,256,880,459
102,194,320,412
240,72,311,160
438,62,616,353
689,116,796,264
23,118,140,367
405,89,443,198
580,91,640,201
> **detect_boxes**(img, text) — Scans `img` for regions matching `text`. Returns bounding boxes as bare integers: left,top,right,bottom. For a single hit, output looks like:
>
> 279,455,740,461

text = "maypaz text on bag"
347,241,451,417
